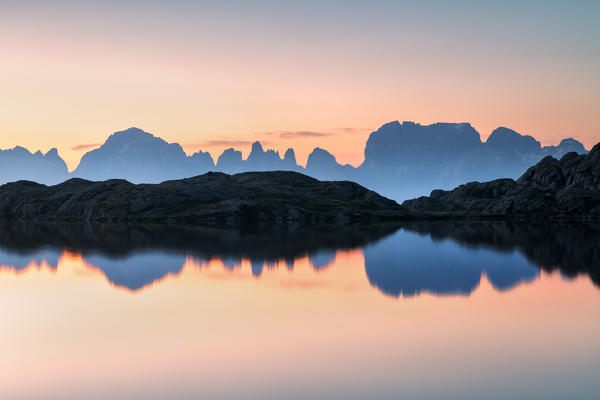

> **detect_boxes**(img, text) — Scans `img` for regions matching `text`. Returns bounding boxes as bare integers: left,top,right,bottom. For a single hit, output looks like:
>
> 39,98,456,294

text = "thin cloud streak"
184,140,270,148
333,127,374,134
266,130,333,139
71,143,101,151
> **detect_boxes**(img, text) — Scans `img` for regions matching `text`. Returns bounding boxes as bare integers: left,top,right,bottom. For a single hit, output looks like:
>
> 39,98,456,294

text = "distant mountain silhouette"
0,122,588,200
246,141,295,172
72,127,214,182
215,141,301,175
305,147,355,181
355,121,588,199
215,148,242,174
0,146,68,185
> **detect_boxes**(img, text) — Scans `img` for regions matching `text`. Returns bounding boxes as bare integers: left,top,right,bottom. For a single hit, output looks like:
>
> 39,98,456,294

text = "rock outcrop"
0,171,404,227
403,142,600,218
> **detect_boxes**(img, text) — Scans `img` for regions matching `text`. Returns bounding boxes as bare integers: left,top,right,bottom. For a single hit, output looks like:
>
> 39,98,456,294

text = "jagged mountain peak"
113,126,150,136
546,138,588,157
486,127,541,153
250,141,264,153
306,148,338,171
72,127,190,182
363,120,482,170
45,148,59,156
560,138,583,146
103,127,168,147
216,148,244,174
308,147,336,161
10,146,31,155
284,148,296,160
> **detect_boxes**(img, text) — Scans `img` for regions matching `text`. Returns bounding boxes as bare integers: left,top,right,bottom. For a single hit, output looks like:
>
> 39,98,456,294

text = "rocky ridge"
0,171,404,228
403,142,600,218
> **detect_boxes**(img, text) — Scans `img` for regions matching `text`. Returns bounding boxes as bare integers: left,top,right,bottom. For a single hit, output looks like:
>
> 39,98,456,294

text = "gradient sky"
1,0,599,170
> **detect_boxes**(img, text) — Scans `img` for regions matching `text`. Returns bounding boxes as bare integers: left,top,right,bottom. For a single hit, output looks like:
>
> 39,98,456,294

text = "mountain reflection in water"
0,221,598,296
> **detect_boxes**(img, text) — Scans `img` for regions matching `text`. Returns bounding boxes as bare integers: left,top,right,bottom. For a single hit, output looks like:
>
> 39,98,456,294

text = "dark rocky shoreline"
0,171,406,228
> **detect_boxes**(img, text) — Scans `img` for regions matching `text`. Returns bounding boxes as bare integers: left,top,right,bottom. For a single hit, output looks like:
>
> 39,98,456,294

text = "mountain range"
0,122,588,201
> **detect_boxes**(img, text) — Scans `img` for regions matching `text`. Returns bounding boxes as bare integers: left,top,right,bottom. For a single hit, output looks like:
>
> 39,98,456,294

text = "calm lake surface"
1,222,599,400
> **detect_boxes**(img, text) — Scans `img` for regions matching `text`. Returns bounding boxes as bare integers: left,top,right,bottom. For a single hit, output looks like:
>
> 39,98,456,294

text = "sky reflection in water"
0,222,599,400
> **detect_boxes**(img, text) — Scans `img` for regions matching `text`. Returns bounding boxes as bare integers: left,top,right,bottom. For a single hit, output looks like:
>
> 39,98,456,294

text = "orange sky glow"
0,1,598,170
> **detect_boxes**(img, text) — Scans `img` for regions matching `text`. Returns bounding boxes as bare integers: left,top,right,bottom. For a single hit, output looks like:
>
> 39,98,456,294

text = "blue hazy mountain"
215,141,301,175
246,141,296,172
72,127,215,182
0,146,68,185
541,137,587,159
216,148,243,174
302,122,587,200
305,147,355,181
0,122,588,200
355,121,589,200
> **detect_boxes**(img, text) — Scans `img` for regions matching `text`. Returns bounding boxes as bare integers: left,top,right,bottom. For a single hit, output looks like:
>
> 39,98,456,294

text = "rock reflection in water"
0,221,598,295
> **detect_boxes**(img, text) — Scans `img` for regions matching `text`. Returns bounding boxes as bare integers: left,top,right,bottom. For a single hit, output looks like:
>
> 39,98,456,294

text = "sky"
1,0,599,170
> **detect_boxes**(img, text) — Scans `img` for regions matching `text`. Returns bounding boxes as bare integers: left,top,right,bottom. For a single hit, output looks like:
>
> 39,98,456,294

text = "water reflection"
0,248,61,272
83,252,188,291
364,230,539,297
398,220,600,288
0,221,598,295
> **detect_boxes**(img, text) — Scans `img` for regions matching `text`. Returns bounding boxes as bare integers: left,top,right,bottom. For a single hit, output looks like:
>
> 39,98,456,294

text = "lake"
1,221,599,400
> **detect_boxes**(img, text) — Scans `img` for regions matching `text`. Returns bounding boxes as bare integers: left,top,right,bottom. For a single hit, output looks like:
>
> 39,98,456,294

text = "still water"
1,222,599,400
